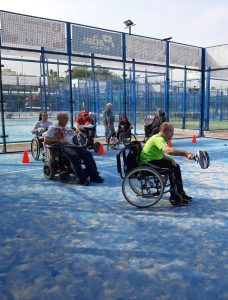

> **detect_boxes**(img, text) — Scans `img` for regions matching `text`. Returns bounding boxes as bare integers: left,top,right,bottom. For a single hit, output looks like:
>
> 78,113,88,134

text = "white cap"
106,103,113,107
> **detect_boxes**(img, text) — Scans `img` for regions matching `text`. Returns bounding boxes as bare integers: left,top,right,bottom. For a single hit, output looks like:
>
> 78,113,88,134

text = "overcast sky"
1,0,228,47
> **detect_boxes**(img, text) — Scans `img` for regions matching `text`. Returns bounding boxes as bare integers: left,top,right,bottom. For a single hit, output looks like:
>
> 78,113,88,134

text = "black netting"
71,25,122,58
206,45,228,69
126,35,166,64
170,43,201,69
0,11,66,52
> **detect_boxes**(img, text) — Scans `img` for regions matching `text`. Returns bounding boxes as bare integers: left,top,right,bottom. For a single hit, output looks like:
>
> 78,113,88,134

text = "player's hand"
186,153,194,160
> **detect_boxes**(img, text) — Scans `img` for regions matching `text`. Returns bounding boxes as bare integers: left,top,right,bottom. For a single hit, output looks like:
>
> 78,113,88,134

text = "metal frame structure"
0,10,228,152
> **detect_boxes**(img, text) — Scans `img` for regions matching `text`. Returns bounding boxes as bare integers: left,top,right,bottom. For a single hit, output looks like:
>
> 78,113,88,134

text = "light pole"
123,19,135,35
21,56,24,75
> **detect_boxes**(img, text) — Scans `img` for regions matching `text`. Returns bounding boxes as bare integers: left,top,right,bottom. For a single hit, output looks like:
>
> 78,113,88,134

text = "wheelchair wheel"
94,142,100,152
122,166,164,208
107,134,119,150
58,171,70,183
119,132,137,146
43,161,55,180
72,132,88,147
31,137,41,160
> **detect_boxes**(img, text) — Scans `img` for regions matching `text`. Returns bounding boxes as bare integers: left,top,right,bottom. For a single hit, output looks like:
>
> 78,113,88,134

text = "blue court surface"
0,138,227,300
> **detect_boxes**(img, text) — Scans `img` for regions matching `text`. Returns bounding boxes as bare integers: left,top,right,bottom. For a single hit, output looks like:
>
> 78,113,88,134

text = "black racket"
193,150,210,169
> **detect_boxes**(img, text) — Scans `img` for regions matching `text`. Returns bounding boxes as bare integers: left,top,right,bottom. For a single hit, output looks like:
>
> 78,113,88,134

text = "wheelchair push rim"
107,134,119,150
31,137,41,160
119,132,137,146
122,166,164,208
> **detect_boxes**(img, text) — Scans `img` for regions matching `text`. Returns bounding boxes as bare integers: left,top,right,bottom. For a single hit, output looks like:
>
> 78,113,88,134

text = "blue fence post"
122,33,127,115
91,54,97,118
205,67,210,131
66,22,74,127
40,47,47,111
0,34,7,153
132,59,137,134
199,47,206,137
182,66,187,129
165,41,170,121
145,71,149,115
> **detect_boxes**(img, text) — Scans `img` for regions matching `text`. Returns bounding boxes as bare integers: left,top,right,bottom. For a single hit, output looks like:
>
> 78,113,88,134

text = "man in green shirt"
140,122,194,206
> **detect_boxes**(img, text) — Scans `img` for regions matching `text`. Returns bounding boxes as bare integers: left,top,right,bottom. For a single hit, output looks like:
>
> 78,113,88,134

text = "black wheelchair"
116,141,177,208
79,125,100,152
43,144,77,183
31,136,45,160
107,130,137,150
143,125,159,143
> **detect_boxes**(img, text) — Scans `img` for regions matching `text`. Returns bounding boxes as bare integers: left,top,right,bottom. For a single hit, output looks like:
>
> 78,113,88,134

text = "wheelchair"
143,125,159,143
43,144,76,183
31,128,49,160
107,130,137,150
116,141,176,208
79,125,100,152
31,136,45,161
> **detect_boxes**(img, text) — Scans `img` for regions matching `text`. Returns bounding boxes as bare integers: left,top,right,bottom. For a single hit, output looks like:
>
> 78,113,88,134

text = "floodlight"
124,19,134,27
162,37,173,41
123,19,135,34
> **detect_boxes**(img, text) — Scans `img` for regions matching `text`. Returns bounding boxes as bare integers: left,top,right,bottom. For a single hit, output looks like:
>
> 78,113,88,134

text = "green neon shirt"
140,134,167,164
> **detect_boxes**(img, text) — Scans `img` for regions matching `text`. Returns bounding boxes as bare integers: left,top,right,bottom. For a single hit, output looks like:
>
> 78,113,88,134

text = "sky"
1,0,228,47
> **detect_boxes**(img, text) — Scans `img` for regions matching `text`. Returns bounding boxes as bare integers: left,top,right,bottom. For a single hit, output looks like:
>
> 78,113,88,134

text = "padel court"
0,138,227,299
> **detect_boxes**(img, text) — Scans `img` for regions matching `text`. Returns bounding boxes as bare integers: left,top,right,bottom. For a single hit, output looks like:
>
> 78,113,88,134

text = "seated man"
144,108,166,142
32,112,53,137
44,112,104,186
117,115,133,139
140,122,193,206
75,110,94,131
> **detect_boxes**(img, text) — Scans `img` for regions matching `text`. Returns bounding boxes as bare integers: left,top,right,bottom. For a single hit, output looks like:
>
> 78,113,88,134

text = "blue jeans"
61,145,99,180
104,124,115,140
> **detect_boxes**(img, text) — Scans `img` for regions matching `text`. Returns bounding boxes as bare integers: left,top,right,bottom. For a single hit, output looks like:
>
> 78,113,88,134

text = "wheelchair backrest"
116,141,142,178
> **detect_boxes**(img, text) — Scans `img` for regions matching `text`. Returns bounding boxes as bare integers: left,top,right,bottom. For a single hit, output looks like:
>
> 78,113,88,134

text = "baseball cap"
81,110,88,116
106,103,113,107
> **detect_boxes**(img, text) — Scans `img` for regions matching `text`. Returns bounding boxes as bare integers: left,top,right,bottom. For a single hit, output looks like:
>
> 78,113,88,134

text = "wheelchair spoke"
31,138,41,160
122,167,164,208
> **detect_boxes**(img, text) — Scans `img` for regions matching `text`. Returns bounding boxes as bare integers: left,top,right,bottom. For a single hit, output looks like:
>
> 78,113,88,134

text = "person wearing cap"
75,110,94,131
103,103,115,141
44,112,104,186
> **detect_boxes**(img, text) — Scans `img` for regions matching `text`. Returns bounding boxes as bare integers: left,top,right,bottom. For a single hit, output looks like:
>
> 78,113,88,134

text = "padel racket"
193,150,210,169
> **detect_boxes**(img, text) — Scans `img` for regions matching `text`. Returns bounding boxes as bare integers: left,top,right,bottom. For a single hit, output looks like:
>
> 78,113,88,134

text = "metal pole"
182,67,187,129
41,47,47,111
165,41,170,121
0,33,7,153
132,59,137,134
199,48,206,137
205,68,210,131
122,33,127,114
66,22,74,127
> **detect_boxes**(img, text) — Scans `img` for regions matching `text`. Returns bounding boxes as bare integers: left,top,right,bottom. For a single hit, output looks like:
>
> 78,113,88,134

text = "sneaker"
169,194,188,207
90,176,104,183
182,192,193,201
76,178,90,186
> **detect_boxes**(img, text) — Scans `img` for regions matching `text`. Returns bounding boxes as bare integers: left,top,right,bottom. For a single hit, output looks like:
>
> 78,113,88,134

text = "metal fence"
0,10,228,152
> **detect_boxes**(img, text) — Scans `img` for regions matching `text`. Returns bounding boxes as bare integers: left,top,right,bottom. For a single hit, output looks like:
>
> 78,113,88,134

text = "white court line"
2,168,41,174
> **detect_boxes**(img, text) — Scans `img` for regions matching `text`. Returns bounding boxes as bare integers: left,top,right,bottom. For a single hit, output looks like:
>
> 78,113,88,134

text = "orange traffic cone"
98,144,105,155
192,135,197,144
168,140,172,147
22,150,30,163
